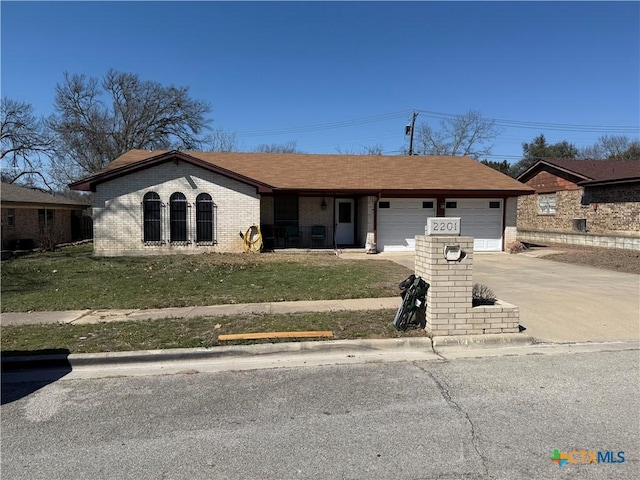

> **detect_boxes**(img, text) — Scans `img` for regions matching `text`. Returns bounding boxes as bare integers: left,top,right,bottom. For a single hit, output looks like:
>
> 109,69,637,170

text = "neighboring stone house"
516,158,640,250
1,182,92,250
70,149,533,256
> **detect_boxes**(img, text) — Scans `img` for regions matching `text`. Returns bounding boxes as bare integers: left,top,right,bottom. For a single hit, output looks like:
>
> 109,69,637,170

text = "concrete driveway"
377,251,640,344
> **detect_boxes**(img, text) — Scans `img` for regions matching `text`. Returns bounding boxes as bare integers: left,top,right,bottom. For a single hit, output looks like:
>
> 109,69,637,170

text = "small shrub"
472,283,496,307
507,241,528,254
38,226,64,252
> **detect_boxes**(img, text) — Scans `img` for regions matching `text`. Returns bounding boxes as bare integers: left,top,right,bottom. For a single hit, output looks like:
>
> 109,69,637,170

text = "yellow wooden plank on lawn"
218,331,334,341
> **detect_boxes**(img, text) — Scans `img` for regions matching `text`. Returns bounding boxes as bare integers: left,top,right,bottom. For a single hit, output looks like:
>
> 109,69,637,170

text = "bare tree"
47,70,212,186
254,140,302,154
335,143,385,155
579,135,640,160
1,97,54,187
206,128,240,152
412,110,503,159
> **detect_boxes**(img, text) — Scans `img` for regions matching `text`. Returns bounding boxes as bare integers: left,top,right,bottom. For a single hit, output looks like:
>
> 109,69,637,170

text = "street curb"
431,333,536,352
1,337,435,371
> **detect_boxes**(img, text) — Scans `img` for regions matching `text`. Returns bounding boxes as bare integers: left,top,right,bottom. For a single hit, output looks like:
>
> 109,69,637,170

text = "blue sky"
2,1,639,163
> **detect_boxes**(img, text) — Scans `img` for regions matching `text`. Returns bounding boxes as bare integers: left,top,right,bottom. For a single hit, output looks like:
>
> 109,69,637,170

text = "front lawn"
1,244,412,312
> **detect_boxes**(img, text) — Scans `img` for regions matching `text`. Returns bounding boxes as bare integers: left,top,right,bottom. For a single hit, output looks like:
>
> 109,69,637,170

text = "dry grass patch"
0,309,427,355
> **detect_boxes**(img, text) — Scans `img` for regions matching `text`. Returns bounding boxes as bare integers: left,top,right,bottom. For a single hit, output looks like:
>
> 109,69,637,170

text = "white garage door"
377,198,436,252
445,198,503,252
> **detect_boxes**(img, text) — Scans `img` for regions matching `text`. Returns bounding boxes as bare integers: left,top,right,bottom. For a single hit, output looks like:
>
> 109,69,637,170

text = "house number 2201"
427,217,461,236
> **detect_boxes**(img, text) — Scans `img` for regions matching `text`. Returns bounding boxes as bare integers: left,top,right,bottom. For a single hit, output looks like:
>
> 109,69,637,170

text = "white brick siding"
93,162,259,256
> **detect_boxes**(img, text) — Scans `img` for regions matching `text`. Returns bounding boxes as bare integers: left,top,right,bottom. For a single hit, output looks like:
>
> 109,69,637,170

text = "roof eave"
269,187,534,196
579,177,640,187
68,150,274,193
517,159,594,183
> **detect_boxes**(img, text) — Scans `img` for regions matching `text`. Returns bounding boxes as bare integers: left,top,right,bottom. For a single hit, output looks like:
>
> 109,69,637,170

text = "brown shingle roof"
521,158,640,184
1,182,90,207
71,149,534,194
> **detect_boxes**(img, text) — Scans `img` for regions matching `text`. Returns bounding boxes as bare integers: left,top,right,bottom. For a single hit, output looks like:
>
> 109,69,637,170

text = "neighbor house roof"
518,158,640,186
1,182,91,207
69,149,534,195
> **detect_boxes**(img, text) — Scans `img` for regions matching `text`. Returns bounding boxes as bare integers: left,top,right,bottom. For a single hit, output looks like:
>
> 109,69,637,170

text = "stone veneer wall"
415,235,519,336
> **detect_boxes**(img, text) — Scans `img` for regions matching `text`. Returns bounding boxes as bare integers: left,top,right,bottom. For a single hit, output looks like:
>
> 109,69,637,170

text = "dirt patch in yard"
526,244,640,275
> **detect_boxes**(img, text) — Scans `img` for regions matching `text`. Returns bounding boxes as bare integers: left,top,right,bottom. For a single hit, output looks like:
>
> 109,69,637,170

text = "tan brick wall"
2,206,75,249
518,188,640,236
299,197,333,229
357,196,375,247
504,196,518,246
93,162,260,256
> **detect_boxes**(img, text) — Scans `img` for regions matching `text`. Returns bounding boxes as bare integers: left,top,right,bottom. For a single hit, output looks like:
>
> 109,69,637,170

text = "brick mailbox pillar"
415,234,520,337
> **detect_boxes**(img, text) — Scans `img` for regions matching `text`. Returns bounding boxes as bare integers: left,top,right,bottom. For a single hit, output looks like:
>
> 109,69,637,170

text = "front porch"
260,195,375,250
260,224,334,249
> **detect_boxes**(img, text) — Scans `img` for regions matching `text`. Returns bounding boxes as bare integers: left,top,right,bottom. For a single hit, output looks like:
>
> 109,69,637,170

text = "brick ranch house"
516,158,640,250
1,182,91,250
69,150,534,256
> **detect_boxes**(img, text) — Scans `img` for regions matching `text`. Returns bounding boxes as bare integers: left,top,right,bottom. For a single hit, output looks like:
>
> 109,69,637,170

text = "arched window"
143,192,162,243
196,193,214,243
170,192,188,243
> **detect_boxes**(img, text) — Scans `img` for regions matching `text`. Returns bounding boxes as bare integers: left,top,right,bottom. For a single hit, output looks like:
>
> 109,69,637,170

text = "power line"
232,108,638,139
416,109,640,134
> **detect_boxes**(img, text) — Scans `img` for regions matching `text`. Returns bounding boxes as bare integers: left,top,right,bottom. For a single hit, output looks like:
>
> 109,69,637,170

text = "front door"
335,199,355,245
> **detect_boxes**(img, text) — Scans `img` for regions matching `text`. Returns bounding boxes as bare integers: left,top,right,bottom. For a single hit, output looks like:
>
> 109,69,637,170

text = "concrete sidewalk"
0,297,401,326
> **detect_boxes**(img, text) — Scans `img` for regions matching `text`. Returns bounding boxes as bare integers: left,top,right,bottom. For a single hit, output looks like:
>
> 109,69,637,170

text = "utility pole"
405,110,419,155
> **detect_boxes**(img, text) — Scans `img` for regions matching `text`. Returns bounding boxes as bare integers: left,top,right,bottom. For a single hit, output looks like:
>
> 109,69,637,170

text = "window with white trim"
538,193,557,214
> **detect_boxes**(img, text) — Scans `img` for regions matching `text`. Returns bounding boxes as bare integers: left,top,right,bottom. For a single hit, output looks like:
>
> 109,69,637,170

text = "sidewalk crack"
68,310,95,324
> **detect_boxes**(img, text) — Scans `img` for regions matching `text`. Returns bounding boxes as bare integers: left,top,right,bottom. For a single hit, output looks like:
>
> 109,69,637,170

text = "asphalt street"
2,349,639,480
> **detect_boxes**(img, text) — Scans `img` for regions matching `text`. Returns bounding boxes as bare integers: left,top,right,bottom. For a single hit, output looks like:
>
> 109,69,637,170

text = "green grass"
1,244,412,312
0,310,426,355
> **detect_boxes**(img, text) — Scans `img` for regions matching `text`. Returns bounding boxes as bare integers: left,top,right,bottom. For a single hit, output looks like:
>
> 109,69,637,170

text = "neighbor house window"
538,193,557,215
38,209,55,231
196,193,214,243
7,208,15,226
143,192,162,243
170,192,188,243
